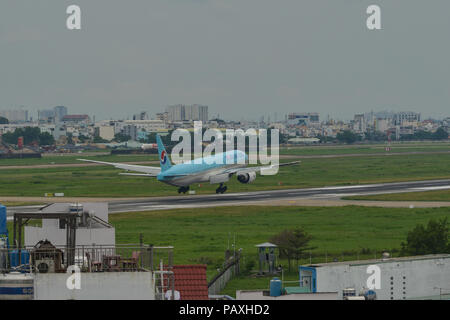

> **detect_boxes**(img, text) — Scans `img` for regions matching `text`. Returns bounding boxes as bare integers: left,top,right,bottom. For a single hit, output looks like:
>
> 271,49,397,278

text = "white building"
95,125,115,141
299,254,450,300
394,112,421,126
25,202,115,248
375,118,390,133
0,123,38,135
353,114,366,133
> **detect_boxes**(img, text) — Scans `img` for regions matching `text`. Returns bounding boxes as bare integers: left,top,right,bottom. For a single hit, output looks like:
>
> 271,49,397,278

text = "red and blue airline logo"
160,150,167,164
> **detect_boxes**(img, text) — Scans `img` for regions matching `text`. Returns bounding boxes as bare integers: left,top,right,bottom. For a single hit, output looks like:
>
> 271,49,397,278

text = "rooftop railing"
1,244,174,274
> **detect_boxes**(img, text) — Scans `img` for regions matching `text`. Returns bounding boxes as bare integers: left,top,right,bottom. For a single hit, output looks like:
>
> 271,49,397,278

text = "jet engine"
237,172,256,184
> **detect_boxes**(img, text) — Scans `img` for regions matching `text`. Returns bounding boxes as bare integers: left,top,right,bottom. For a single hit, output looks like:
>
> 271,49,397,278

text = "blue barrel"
270,277,282,297
10,250,30,269
0,204,6,235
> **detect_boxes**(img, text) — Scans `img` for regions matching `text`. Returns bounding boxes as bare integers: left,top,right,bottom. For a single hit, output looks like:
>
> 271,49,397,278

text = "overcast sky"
1,0,449,121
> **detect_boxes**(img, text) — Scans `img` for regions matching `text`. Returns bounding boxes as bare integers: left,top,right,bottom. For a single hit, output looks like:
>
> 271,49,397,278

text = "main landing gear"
215,183,227,194
178,186,190,194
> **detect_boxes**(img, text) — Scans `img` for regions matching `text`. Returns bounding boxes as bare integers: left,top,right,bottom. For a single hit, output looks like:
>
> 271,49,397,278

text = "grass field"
0,201,45,207
0,141,448,167
5,204,450,296
343,189,450,202
0,153,449,197
280,142,450,156
0,153,159,166
108,205,450,276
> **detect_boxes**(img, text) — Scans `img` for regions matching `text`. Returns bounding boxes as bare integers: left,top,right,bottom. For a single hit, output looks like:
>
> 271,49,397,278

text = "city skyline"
1,105,448,124
1,1,450,121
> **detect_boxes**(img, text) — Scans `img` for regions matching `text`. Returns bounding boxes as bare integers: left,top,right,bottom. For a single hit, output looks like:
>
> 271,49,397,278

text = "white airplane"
79,135,299,194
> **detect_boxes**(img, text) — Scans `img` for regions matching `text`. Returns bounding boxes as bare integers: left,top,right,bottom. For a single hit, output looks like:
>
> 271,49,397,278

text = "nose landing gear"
215,183,227,194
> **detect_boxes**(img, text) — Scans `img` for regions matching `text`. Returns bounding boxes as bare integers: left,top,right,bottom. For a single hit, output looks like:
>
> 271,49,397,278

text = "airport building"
237,254,450,300
299,254,450,300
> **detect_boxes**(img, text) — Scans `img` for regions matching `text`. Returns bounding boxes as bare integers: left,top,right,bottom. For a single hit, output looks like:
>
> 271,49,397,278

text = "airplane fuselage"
157,150,247,187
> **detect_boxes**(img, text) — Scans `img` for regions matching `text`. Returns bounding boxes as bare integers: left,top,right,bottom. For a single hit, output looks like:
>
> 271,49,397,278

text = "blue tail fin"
156,134,172,172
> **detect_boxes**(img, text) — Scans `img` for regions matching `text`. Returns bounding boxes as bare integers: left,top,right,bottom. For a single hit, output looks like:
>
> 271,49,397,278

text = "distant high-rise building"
166,104,208,123
287,113,319,126
166,104,185,122
394,112,421,125
133,111,149,121
0,109,28,123
122,125,137,141
186,104,208,123
156,112,169,123
38,109,55,122
54,106,68,123
353,114,366,133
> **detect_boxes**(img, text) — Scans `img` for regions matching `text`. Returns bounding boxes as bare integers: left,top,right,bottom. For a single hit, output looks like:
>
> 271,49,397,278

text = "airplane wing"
225,160,300,176
78,159,161,176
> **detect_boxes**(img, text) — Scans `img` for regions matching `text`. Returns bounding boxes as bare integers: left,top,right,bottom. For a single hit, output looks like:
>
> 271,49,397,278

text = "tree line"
268,218,449,272
1,127,55,146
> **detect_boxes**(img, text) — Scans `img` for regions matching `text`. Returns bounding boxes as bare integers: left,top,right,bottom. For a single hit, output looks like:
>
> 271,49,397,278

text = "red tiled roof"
170,265,209,300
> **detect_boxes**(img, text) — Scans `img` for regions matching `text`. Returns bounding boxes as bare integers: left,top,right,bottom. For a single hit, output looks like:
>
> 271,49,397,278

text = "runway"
107,179,450,213
6,179,450,216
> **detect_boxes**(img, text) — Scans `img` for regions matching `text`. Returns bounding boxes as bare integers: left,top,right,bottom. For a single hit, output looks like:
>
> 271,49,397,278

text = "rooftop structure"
0,202,179,300
24,202,115,249
61,114,90,124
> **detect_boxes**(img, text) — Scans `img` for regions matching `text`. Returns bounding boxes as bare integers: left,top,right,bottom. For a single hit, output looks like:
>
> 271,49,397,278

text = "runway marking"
307,193,361,198
410,186,450,191
315,184,384,190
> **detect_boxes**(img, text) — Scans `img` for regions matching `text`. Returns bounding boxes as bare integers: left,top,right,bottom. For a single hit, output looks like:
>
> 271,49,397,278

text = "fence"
208,250,241,296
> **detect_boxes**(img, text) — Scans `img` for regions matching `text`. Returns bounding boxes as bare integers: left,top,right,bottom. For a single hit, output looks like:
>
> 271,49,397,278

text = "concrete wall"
236,290,338,300
34,272,155,300
25,226,115,247
315,255,450,300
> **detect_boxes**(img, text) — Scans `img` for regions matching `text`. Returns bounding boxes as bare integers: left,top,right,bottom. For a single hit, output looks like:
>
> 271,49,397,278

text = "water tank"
0,272,33,300
70,203,83,214
0,204,7,235
270,277,282,297
343,288,356,298
363,289,377,300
